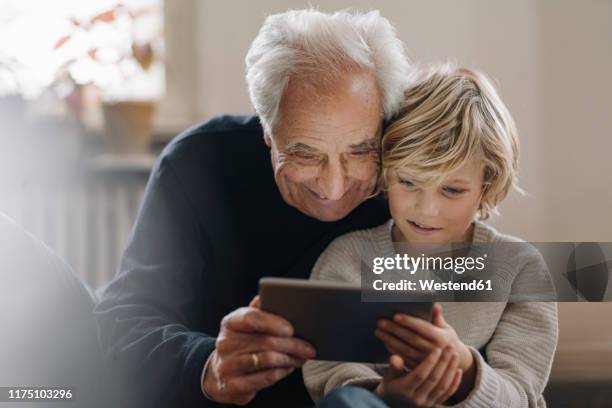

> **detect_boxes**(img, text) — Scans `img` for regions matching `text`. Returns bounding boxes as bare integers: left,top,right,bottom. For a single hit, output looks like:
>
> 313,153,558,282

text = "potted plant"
52,2,164,155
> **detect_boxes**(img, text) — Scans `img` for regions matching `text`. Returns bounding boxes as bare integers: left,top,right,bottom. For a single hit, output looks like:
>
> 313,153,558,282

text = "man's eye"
293,151,317,160
350,150,373,156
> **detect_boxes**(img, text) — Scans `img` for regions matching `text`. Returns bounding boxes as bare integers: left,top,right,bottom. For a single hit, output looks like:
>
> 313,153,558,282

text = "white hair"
245,9,412,135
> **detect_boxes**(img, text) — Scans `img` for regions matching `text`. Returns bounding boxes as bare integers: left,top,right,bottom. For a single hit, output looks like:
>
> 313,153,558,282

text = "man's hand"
201,296,316,405
374,348,462,407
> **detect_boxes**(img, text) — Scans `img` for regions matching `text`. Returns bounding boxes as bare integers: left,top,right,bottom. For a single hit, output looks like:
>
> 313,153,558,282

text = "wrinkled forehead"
284,64,380,100
276,115,383,153
273,70,383,149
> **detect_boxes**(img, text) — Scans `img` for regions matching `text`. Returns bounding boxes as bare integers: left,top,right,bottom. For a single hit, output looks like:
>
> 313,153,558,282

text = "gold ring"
251,352,260,370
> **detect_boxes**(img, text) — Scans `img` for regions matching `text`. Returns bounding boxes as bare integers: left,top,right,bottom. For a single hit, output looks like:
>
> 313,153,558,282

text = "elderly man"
95,9,410,407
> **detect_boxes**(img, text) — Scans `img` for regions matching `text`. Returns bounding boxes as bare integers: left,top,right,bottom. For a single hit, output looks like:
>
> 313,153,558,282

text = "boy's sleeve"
303,360,383,403
449,302,558,408
303,233,385,402
447,249,559,408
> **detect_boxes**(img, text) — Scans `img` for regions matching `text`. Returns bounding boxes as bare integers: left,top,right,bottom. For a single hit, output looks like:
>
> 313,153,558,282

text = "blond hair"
380,64,521,220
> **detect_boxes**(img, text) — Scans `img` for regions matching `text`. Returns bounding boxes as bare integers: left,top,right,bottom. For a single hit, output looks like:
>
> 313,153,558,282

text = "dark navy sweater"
94,114,389,407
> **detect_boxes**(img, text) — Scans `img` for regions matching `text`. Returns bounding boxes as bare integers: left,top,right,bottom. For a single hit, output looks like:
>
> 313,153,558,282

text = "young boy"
303,65,558,407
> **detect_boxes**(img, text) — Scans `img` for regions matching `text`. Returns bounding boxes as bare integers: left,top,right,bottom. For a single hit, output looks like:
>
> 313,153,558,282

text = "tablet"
258,277,433,363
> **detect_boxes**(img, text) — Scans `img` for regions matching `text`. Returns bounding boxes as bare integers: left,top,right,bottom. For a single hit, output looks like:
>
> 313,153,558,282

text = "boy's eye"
443,186,465,195
399,178,416,188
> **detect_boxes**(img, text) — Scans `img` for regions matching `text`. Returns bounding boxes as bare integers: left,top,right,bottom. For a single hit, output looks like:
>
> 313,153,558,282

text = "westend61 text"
372,279,493,292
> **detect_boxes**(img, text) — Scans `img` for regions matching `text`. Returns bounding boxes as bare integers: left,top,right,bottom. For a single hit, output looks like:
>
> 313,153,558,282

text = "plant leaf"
53,35,71,50
91,9,116,24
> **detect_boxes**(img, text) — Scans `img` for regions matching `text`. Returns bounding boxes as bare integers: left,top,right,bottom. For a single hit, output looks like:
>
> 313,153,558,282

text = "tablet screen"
259,277,433,363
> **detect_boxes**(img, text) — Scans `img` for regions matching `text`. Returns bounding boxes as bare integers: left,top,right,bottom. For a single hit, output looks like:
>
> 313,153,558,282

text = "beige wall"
535,0,612,380
161,0,612,379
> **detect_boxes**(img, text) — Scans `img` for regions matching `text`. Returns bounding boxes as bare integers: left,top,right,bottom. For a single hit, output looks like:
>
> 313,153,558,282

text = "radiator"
0,162,151,289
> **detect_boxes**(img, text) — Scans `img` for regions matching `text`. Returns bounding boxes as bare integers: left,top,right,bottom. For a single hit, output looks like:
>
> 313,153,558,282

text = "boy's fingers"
385,344,419,369
404,348,442,392
377,320,433,352
428,349,460,403
386,354,406,381
393,313,439,343
436,368,463,405
375,328,426,363
414,347,456,400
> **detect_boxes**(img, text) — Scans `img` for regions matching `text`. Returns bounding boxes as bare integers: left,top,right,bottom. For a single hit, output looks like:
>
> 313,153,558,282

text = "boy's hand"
375,303,473,371
374,348,462,407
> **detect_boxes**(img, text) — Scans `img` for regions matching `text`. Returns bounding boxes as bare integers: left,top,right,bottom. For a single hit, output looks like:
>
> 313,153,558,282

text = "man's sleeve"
94,154,223,407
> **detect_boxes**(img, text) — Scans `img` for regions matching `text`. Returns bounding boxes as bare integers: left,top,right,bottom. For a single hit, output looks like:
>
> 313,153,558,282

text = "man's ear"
263,132,272,148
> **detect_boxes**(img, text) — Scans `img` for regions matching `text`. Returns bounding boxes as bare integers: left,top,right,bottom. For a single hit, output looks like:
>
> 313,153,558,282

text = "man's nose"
318,158,347,200
414,191,440,218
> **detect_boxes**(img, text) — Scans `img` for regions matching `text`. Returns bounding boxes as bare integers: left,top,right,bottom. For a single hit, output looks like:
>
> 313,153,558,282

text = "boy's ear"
263,132,272,148
476,184,488,219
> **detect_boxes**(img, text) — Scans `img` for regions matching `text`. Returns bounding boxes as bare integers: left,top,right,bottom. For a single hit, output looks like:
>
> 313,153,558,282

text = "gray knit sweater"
303,219,558,408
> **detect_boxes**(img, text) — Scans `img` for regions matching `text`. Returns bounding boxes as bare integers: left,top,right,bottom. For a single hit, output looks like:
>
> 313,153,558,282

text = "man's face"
266,71,383,222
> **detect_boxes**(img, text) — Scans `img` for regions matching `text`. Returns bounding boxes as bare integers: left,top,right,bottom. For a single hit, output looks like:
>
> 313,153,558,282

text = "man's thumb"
249,295,261,309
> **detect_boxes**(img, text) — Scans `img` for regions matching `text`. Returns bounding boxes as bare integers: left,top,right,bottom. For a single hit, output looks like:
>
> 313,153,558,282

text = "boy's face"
387,161,485,244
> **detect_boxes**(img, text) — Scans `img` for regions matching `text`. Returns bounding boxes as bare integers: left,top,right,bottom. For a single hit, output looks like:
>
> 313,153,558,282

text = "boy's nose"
414,193,440,218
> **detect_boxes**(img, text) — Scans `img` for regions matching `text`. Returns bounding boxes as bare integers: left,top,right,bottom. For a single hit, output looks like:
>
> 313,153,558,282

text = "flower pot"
102,101,155,155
